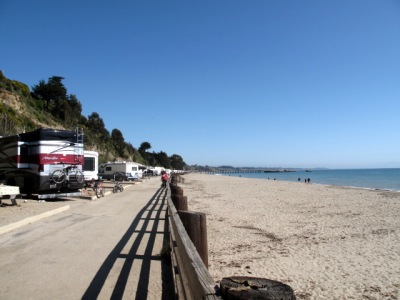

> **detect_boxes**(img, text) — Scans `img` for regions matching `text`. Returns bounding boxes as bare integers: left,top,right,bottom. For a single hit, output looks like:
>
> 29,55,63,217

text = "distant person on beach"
298,178,301,182
308,178,311,183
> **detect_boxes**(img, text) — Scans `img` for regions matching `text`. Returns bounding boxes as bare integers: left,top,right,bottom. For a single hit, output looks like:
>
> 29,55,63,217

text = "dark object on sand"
220,276,296,300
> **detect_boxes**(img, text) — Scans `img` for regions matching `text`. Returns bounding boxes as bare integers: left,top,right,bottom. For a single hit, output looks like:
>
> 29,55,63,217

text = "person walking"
161,171,169,188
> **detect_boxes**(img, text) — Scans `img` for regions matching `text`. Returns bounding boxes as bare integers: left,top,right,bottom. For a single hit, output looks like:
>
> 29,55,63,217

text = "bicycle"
113,181,124,193
94,180,104,198
51,165,84,184
83,179,104,198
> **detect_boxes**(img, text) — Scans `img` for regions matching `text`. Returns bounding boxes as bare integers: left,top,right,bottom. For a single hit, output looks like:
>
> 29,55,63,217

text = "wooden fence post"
170,184,183,197
171,195,188,211
170,174,178,185
178,211,209,268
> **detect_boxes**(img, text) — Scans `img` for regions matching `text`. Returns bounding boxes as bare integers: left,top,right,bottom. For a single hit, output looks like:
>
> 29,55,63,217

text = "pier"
199,168,297,174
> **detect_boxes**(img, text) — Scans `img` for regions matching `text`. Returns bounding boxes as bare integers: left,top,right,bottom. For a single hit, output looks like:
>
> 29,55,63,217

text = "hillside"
0,72,186,170
0,79,63,133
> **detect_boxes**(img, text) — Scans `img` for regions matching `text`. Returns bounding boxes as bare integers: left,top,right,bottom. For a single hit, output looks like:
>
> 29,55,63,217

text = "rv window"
106,167,112,171
84,157,95,171
132,166,138,171
20,144,29,156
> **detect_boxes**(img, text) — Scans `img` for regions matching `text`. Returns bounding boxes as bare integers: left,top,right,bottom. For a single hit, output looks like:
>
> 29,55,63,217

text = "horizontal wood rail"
167,187,221,299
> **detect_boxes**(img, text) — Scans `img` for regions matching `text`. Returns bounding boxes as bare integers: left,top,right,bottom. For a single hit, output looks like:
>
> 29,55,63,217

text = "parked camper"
0,128,84,198
83,151,99,181
142,168,155,177
149,166,164,176
99,162,145,181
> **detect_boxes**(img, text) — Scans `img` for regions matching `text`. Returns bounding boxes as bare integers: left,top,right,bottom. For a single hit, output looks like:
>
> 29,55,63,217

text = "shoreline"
222,174,400,192
214,171,400,192
181,173,400,299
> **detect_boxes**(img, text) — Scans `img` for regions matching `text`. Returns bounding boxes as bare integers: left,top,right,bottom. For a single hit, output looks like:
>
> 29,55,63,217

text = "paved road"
0,179,174,299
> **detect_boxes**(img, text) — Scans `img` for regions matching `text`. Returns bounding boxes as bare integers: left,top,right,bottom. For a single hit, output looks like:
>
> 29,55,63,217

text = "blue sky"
1,1,399,169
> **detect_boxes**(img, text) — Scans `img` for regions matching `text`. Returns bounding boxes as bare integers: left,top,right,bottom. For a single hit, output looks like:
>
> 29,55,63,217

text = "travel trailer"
99,161,145,181
83,151,99,181
0,128,84,198
149,166,165,176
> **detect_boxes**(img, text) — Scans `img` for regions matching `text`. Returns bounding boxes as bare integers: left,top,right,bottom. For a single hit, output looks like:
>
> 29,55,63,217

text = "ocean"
220,168,400,192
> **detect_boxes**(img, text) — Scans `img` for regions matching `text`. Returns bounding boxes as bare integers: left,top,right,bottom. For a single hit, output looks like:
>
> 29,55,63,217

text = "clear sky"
1,1,399,169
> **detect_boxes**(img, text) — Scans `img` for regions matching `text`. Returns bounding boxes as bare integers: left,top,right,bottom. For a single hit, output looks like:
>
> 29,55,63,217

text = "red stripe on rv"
18,154,83,165
40,154,83,164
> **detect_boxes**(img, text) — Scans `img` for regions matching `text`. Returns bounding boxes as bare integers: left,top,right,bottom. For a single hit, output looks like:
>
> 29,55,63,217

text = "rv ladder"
74,127,84,163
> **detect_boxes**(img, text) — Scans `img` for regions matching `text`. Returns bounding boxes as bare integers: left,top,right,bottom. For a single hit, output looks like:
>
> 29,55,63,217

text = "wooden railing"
167,186,221,299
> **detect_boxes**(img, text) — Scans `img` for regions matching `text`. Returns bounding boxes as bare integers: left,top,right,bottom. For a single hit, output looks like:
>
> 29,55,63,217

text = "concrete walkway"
0,179,174,299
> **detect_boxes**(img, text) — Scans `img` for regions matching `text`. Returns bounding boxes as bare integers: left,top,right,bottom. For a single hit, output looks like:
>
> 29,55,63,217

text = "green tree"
111,128,125,157
138,141,151,162
87,112,110,146
155,151,171,169
32,76,67,110
68,94,82,118
146,153,158,167
55,94,82,126
87,112,106,131
139,142,151,153
126,143,135,156
125,142,144,163
170,154,186,170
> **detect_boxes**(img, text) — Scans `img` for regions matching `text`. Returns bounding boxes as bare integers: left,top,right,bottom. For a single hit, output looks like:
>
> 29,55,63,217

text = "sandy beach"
181,173,400,299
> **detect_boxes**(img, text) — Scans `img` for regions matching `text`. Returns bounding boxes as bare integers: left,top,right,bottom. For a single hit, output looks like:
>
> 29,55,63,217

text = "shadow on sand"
82,187,174,299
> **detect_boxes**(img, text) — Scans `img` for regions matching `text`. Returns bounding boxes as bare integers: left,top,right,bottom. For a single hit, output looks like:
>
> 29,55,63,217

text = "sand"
0,199,71,228
181,173,400,300
0,181,125,228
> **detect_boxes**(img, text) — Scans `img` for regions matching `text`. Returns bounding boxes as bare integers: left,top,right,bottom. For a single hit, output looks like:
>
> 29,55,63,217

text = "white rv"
0,128,84,198
83,151,99,181
99,162,145,181
149,166,164,176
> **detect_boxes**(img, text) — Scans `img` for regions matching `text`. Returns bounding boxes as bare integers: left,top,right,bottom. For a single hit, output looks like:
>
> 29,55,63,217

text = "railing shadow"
82,187,174,300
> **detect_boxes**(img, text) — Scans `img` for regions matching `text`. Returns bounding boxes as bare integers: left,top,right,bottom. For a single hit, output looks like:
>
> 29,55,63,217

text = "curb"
0,205,70,236
0,183,138,235
80,183,134,200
